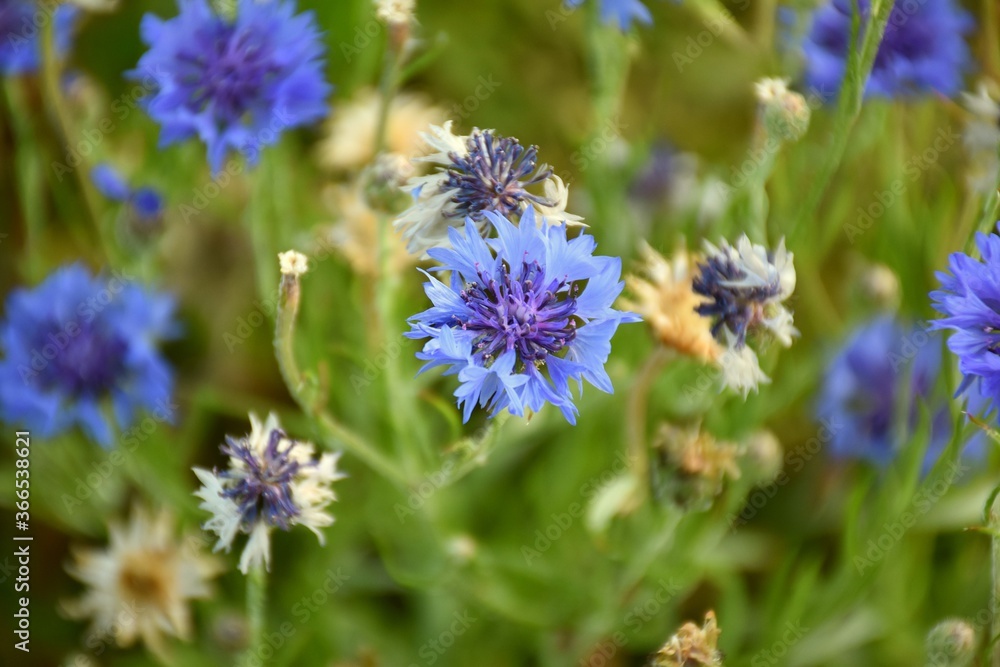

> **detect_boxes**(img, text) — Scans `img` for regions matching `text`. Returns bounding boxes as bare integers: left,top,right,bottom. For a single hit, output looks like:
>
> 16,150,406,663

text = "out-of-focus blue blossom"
565,0,653,30
130,0,331,174
406,209,639,424
91,163,165,226
0,264,177,446
817,315,990,468
0,1,79,76
803,0,973,99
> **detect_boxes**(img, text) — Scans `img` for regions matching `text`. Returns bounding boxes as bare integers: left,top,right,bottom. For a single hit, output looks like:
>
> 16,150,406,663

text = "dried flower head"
961,81,1000,196
652,611,723,667
193,412,345,573
64,507,222,658
278,250,309,277
320,182,417,277
394,122,582,255
318,89,445,172
621,242,721,363
375,0,415,25
653,423,740,508
754,77,811,143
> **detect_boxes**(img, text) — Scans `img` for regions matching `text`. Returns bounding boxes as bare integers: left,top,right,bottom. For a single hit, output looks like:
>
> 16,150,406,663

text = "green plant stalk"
3,80,46,280
985,0,1000,80
40,16,110,264
966,154,1000,258
242,562,267,667
274,268,410,489
626,346,672,499
789,0,897,245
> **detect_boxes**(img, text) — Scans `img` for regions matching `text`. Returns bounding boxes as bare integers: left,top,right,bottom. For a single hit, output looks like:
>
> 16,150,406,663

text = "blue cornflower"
565,0,653,30
407,209,639,424
396,123,581,256
130,0,331,174
803,0,973,99
0,1,79,76
930,230,1000,406
91,163,165,227
817,316,990,468
0,264,177,446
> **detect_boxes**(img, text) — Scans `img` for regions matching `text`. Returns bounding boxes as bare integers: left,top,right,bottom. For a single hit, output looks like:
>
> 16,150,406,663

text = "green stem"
984,0,1000,81
242,562,267,667
274,266,410,489
40,15,110,264
967,161,1000,258
789,0,897,245
445,412,511,485
626,346,672,499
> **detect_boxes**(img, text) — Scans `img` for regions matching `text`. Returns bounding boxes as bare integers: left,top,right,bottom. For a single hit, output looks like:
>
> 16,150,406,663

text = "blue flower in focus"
565,0,653,30
0,264,178,446
931,230,1000,407
817,316,990,468
407,209,639,424
803,0,972,99
130,0,331,174
0,1,79,76
91,163,165,226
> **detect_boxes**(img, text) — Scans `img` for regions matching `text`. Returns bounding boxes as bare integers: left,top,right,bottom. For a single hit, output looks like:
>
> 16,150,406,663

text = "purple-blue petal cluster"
0,264,177,446
565,0,653,30
931,231,1000,406
0,1,79,76
803,0,973,99
817,315,990,469
407,209,639,424
130,0,331,174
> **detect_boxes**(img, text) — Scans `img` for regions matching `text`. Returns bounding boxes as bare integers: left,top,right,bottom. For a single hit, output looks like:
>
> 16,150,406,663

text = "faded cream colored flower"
63,507,222,659
962,81,1000,196
620,242,721,363
318,89,445,172
654,423,741,508
375,0,415,25
653,611,723,667
319,182,417,277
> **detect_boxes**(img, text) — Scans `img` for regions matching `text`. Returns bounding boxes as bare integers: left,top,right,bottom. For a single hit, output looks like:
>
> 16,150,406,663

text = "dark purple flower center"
693,254,782,347
456,261,578,365
221,429,309,531
34,321,128,397
176,21,280,122
444,131,555,221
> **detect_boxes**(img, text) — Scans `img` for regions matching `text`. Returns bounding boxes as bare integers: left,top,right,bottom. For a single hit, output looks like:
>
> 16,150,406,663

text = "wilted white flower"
962,81,1000,196
63,507,221,658
193,412,345,574
278,250,309,277
394,121,583,255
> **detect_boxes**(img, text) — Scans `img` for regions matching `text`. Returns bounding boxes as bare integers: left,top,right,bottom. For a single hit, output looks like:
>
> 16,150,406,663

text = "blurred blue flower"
91,163,165,226
407,209,639,424
130,0,331,174
0,1,79,76
803,0,972,99
817,315,990,468
931,230,1000,407
0,264,177,446
565,0,652,30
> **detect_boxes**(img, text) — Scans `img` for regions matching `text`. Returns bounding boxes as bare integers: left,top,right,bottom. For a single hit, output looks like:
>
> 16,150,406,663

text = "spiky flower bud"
925,619,976,667
755,78,811,144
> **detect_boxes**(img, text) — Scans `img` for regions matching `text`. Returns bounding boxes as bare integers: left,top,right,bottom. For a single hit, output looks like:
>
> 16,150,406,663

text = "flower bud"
925,619,976,667
755,78,811,143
